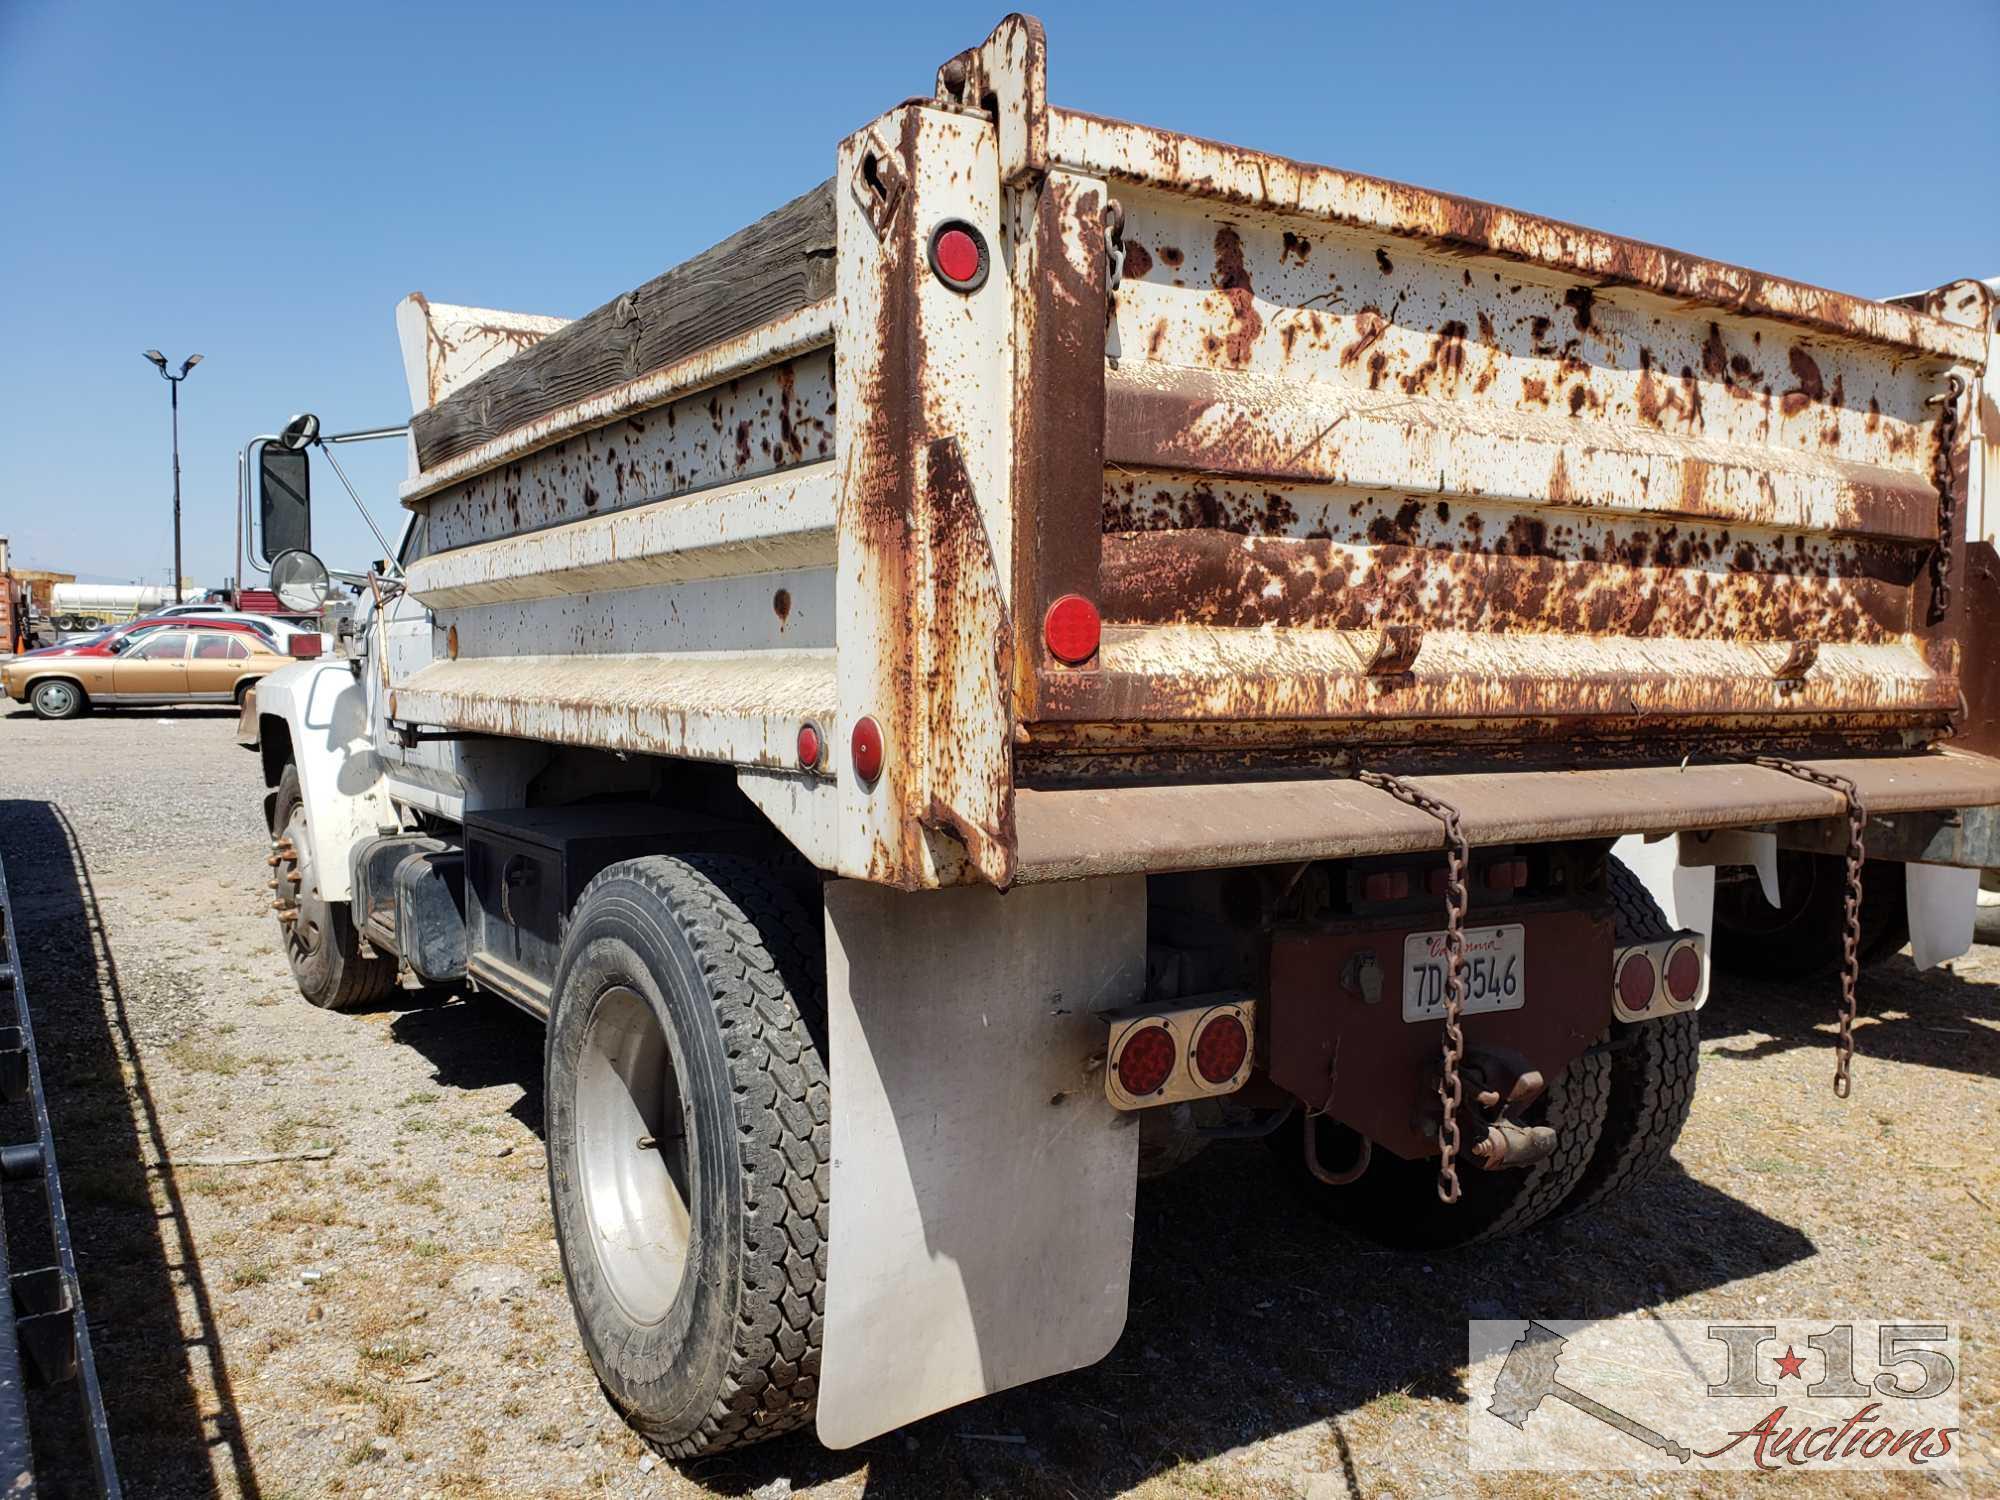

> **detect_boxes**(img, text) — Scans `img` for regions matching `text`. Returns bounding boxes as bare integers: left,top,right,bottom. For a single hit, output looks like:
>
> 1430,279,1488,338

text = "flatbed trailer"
239,13,1998,1457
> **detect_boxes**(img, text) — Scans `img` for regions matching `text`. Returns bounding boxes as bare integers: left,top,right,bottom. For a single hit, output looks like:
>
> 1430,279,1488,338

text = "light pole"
142,350,203,602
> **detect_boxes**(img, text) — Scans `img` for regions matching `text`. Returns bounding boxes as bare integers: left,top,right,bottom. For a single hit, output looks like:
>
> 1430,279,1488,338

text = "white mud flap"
1677,828,1780,907
1907,862,1979,971
1611,834,1716,935
818,876,1145,1448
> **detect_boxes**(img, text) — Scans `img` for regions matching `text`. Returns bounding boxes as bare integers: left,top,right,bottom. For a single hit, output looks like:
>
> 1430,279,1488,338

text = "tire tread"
1555,857,1699,1217
573,855,827,1461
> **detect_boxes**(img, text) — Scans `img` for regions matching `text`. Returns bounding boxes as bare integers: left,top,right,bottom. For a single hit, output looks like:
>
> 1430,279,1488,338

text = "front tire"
29,679,87,720
270,764,395,1010
546,855,828,1460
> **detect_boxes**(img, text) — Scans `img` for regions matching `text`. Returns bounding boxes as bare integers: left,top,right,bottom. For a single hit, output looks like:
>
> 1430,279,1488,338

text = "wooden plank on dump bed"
410,180,837,471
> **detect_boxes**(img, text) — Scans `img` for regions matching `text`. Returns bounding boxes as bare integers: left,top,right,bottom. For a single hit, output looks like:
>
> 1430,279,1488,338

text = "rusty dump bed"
392,15,1997,889
1023,115,1989,774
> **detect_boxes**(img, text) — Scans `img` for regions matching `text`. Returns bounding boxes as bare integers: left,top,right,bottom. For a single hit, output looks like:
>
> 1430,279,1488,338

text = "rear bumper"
1013,748,2000,882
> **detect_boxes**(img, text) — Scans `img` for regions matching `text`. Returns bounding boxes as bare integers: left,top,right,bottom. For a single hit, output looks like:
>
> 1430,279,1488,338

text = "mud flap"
1611,834,1716,935
1907,862,1978,970
817,876,1144,1448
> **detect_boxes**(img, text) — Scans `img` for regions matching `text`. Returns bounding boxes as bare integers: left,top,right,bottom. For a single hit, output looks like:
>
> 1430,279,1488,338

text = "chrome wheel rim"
576,984,692,1325
35,683,74,716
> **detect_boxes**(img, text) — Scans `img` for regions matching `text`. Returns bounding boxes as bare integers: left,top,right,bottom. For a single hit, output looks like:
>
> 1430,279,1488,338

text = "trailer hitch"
1469,1070,1556,1170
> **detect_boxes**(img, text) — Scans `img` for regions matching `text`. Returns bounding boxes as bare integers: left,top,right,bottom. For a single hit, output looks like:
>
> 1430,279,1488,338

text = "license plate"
1402,924,1526,1022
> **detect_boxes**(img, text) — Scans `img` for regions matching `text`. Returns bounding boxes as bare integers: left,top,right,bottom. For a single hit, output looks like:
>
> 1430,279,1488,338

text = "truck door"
111,631,190,699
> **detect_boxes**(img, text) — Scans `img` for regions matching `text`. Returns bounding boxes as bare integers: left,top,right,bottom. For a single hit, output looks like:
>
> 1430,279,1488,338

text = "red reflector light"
1665,942,1702,1004
1362,870,1410,902
287,635,323,658
1616,951,1657,1013
1483,858,1527,891
935,229,980,282
797,721,822,770
1115,1024,1176,1098
850,716,884,785
928,221,989,291
1192,1013,1249,1085
1044,594,1101,665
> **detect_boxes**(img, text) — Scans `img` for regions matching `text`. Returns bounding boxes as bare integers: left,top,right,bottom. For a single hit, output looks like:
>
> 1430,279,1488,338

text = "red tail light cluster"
1104,997,1256,1109
1613,935,1708,1020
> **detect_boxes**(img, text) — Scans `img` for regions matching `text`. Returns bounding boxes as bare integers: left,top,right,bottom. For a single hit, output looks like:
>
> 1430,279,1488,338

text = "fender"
251,660,394,903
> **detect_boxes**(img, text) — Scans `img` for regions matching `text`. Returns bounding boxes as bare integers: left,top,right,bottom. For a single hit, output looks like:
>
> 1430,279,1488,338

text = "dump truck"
237,14,2000,1458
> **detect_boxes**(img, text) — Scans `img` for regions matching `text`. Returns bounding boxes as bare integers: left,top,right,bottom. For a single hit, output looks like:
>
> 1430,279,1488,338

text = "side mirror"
259,444,312,563
270,548,331,613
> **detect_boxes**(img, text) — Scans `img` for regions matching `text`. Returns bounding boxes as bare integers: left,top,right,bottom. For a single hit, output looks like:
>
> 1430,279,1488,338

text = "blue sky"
3,0,1995,587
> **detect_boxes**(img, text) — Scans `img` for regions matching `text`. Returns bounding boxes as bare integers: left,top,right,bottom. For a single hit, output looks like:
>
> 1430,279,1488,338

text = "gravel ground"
1,703,1996,1499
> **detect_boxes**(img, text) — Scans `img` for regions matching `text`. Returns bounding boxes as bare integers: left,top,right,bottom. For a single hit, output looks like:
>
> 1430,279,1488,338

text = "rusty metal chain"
1757,757,1867,1097
1925,374,1965,625
1359,769,1469,1202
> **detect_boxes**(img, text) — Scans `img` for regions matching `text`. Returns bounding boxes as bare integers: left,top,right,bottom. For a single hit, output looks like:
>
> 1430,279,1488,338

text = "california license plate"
1402,924,1526,1022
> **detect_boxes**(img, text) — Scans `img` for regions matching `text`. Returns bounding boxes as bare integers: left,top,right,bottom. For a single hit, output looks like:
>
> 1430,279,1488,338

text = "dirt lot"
1,704,1996,1499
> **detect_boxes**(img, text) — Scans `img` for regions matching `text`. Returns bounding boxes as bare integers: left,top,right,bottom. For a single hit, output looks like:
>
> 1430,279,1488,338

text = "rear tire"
1712,853,1908,978
546,855,828,1460
1553,858,1699,1218
29,679,87,720
271,764,396,1010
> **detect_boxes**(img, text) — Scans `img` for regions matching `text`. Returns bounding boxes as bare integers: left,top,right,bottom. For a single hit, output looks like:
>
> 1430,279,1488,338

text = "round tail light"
1616,950,1657,1014
1192,1011,1249,1086
1115,1023,1176,1098
1044,594,1101,666
797,720,823,770
928,221,990,292
1664,942,1702,1005
850,716,884,785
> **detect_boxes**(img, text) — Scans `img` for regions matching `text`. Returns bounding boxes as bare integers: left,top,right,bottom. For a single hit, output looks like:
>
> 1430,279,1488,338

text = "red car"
21,616,279,660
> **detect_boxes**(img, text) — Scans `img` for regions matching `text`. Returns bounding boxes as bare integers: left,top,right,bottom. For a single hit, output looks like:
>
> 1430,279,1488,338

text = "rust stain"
1210,225,1263,368
1097,470,1921,650
1339,307,1387,368
1782,345,1825,417
1398,320,1468,395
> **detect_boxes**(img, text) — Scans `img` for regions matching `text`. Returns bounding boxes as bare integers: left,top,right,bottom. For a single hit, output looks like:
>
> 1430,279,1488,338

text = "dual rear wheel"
1278,857,1699,1248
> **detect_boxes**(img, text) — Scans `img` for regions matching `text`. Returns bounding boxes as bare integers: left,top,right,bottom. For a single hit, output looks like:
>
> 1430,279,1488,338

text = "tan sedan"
4,628,286,720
